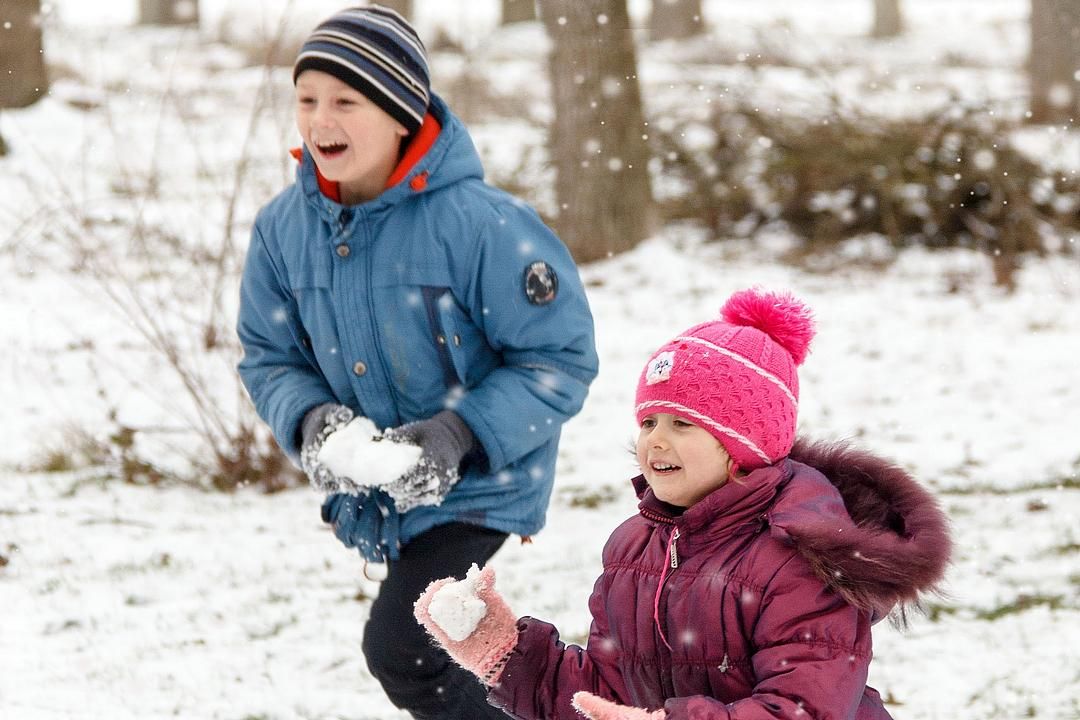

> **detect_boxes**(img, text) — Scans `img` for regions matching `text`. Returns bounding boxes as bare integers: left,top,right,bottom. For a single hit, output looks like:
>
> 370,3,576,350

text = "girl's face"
636,413,731,507
295,70,409,204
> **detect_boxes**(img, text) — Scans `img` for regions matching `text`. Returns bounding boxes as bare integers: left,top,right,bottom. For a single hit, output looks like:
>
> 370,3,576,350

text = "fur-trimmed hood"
778,438,952,620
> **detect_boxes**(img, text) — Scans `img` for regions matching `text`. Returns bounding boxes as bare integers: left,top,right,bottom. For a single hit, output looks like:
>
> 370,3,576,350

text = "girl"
236,6,598,719
414,287,951,719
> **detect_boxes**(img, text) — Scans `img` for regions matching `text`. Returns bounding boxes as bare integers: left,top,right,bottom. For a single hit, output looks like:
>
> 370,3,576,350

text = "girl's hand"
413,564,519,685
572,691,665,720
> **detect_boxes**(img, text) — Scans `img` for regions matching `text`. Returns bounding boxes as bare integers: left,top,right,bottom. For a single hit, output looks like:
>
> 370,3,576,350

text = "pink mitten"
414,564,519,685
572,691,665,720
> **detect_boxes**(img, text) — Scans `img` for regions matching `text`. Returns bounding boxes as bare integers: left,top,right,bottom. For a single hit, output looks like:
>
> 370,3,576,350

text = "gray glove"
299,403,357,493
383,410,475,512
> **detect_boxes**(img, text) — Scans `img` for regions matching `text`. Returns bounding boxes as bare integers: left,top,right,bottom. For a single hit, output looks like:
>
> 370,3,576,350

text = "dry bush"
654,101,1080,289
6,13,303,494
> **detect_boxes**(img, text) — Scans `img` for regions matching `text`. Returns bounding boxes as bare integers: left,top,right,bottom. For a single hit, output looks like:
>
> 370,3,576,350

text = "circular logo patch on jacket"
523,261,558,305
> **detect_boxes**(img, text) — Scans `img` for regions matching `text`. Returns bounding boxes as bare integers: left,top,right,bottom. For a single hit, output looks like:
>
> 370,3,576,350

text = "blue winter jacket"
237,95,598,561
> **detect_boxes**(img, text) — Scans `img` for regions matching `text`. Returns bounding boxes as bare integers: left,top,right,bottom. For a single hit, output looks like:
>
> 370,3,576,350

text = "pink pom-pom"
720,287,816,365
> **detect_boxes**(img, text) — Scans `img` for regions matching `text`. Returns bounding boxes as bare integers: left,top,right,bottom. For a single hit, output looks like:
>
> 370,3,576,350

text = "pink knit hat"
635,287,816,470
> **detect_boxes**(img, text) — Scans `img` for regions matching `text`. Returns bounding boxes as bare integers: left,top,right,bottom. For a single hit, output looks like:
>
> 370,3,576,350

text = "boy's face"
295,70,409,203
636,413,731,508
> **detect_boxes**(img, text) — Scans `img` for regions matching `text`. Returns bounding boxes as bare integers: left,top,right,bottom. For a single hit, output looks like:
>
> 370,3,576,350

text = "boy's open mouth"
315,141,348,158
650,461,680,474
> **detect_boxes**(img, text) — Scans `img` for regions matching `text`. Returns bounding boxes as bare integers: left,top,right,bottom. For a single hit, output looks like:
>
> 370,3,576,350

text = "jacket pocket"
372,265,463,396
432,290,497,389
422,287,464,389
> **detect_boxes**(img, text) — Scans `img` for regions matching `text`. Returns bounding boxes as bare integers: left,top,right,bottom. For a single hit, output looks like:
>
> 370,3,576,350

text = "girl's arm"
415,566,627,720
487,569,628,719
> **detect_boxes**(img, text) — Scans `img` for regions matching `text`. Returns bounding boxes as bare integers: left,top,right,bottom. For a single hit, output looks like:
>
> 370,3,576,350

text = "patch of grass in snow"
923,602,960,623
938,477,1080,495
108,552,174,578
974,593,1068,621
245,615,298,641
26,447,80,473
559,484,620,509
1050,541,1080,556
926,592,1074,623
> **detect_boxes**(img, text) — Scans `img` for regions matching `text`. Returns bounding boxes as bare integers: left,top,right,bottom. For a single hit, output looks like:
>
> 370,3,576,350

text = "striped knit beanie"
293,5,431,135
635,288,816,471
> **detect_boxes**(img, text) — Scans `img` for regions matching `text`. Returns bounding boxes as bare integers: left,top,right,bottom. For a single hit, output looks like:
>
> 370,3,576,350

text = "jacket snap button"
410,172,429,191
436,334,447,345
453,334,461,346
353,361,367,376
336,244,350,258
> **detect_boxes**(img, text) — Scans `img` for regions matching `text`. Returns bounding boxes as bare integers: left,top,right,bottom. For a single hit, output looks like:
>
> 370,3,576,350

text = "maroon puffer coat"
489,439,951,720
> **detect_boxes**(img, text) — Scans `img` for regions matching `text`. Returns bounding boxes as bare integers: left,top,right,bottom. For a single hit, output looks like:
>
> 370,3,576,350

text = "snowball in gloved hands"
318,417,422,491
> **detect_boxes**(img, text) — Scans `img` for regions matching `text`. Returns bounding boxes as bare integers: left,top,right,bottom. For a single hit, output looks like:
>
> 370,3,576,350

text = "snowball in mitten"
572,692,665,720
414,564,518,685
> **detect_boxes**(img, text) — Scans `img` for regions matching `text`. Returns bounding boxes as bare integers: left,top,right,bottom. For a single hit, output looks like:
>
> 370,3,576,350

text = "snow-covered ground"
2,1,1078,719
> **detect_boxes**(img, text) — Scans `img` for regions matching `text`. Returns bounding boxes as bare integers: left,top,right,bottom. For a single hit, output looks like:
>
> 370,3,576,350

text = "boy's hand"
299,403,358,492
413,564,518,685
383,410,475,511
572,692,665,720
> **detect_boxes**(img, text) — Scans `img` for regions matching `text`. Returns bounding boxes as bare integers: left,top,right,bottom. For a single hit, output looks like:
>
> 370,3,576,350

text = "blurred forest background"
1,0,1078,487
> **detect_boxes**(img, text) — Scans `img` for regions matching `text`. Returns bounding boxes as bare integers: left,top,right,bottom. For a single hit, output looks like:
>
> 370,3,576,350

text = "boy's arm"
452,203,599,472
236,223,337,461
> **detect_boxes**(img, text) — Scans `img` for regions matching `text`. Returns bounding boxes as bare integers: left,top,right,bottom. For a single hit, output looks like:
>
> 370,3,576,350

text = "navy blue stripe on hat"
294,5,431,134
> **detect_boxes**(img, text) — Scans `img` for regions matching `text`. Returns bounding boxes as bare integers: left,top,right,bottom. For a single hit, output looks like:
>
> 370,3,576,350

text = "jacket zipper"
642,507,681,698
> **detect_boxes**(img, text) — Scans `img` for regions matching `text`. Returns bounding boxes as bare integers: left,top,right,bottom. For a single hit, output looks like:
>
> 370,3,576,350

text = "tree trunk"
649,0,704,41
870,0,903,38
1029,0,1080,123
0,0,48,110
538,0,654,263
502,0,537,25
138,0,199,26
377,0,414,21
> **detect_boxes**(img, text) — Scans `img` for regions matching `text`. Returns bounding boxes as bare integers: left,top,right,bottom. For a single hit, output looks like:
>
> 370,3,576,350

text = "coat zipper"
658,523,680,698
642,506,682,698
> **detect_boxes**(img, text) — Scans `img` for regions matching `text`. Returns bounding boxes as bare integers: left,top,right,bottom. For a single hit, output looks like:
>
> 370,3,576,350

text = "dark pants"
362,522,512,720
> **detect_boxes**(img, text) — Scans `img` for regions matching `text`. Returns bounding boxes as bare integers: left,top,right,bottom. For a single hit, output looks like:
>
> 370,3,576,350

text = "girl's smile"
636,412,732,507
